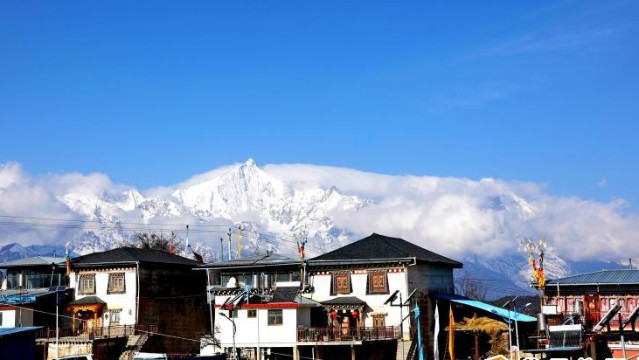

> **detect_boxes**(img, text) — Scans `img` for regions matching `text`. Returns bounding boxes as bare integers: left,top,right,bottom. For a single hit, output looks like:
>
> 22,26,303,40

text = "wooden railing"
297,326,400,342
35,324,158,341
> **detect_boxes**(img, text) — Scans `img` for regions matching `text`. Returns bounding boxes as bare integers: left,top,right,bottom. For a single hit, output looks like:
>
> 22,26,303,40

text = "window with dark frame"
365,271,389,295
335,274,350,294
268,309,283,325
371,273,387,293
107,272,126,294
247,310,257,318
79,274,96,295
110,310,121,324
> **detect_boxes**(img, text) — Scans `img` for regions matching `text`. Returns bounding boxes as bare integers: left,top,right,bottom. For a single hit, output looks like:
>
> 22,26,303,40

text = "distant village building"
0,248,208,359
200,233,463,360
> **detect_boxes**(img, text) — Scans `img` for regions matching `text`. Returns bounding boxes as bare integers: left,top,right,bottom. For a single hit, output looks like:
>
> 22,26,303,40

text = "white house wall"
0,309,16,327
70,268,138,326
215,307,299,349
309,268,410,337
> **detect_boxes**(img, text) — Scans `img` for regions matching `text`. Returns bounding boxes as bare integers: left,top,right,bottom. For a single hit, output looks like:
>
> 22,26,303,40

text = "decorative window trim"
267,309,283,326
107,272,126,294
366,271,389,295
372,314,386,328
79,274,96,295
330,272,352,295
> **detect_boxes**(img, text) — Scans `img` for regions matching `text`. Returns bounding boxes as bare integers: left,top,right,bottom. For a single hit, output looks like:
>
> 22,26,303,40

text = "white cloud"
0,161,638,264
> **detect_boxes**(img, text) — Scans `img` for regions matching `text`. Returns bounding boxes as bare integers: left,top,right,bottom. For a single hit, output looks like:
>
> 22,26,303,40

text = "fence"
297,326,400,342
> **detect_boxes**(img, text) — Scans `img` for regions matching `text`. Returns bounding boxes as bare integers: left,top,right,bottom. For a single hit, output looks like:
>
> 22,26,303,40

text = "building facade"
201,233,462,360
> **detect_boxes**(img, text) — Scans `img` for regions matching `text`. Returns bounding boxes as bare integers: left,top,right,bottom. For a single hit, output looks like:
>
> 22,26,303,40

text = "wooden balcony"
35,324,158,341
296,326,400,343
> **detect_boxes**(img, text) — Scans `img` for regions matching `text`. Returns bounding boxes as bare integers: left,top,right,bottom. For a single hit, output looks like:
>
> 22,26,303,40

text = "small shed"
0,326,42,360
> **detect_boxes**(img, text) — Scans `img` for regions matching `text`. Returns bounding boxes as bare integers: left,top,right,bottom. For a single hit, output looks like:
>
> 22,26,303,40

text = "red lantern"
94,305,99,313
330,310,337,319
66,306,72,313
352,310,359,318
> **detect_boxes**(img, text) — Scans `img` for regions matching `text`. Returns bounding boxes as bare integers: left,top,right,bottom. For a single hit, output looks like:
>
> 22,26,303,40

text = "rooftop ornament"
519,235,547,289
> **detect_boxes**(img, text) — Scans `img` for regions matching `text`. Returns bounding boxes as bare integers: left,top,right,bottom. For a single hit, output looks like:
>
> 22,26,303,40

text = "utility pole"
227,228,232,261
220,237,224,262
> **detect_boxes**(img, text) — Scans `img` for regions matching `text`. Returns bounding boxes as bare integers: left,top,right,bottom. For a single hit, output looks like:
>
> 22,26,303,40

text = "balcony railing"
297,326,400,342
35,324,158,341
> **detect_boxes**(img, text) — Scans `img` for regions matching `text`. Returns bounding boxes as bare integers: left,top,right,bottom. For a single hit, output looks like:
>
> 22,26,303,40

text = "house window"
367,272,389,294
79,274,96,295
247,310,257,318
0,312,3,326
107,273,126,294
230,310,238,319
372,315,386,328
268,309,283,326
332,273,351,294
109,310,121,324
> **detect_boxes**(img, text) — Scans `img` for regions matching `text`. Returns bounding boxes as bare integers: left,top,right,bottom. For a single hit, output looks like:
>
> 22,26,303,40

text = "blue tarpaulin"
433,293,537,322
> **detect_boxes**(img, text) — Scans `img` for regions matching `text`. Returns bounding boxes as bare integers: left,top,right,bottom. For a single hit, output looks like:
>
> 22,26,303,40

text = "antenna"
384,290,400,305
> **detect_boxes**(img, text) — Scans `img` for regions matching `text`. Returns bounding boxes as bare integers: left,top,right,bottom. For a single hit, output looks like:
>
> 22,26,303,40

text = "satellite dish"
404,289,418,305
384,290,400,305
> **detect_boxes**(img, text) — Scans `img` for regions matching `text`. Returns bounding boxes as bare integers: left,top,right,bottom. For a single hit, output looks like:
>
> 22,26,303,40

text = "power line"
0,301,202,343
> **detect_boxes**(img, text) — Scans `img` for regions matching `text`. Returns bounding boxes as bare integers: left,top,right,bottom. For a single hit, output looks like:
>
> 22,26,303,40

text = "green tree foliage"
125,232,183,253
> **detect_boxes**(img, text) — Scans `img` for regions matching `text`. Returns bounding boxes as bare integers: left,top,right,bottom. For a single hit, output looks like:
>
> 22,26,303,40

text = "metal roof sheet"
434,293,537,323
0,326,42,337
546,269,639,286
198,253,299,269
0,256,67,268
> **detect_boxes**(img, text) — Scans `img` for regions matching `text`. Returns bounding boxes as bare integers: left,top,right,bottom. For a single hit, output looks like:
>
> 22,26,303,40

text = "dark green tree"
126,232,183,253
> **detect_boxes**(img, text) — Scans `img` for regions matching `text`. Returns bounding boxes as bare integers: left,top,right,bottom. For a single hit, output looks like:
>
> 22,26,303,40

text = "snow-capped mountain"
0,158,631,298
57,159,370,258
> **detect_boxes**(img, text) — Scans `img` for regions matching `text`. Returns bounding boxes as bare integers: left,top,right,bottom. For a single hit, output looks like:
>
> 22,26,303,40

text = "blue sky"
1,1,638,209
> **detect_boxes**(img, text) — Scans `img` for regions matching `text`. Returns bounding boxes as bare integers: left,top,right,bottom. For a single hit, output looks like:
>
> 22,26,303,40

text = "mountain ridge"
0,159,631,299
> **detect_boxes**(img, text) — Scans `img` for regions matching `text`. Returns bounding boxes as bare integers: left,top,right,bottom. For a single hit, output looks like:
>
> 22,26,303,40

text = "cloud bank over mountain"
0,159,637,265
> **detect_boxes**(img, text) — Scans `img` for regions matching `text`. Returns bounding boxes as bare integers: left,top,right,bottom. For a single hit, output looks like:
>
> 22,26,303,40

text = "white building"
202,233,462,360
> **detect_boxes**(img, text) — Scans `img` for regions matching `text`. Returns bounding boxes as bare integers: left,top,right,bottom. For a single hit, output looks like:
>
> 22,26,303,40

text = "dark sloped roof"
547,269,639,286
320,296,367,306
72,247,199,267
310,233,462,267
70,295,106,305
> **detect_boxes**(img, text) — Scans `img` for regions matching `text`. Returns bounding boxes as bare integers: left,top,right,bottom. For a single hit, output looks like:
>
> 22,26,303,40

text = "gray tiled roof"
547,269,639,285
310,233,462,267
72,247,200,267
